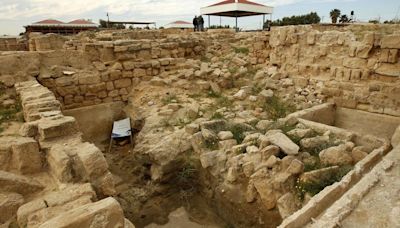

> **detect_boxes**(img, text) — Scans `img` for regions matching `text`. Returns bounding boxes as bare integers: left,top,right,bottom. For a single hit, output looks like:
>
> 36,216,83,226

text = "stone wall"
37,35,206,109
0,37,27,51
250,25,400,116
28,33,68,51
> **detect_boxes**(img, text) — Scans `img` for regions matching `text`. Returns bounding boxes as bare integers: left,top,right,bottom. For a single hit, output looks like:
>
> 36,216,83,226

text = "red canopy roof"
171,21,191,24
209,0,265,7
34,19,65,24
68,19,96,25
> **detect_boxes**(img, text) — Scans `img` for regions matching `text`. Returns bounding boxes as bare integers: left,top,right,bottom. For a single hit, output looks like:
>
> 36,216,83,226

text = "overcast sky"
1,0,399,35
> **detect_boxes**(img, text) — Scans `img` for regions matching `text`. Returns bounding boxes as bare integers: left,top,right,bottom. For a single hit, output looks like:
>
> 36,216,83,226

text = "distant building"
164,21,194,29
25,19,98,35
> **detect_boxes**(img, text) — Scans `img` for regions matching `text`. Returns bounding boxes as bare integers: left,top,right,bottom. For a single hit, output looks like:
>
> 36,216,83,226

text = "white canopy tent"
200,0,273,31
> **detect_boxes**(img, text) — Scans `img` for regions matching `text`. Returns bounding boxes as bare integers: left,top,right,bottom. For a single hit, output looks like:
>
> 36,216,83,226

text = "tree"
330,9,341,23
268,12,321,27
339,14,350,23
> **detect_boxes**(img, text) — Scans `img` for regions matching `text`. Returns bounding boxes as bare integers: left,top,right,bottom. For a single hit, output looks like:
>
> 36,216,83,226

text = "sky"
0,0,399,35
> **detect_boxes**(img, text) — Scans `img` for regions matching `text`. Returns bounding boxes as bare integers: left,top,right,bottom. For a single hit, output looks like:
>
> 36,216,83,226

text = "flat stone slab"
0,170,43,195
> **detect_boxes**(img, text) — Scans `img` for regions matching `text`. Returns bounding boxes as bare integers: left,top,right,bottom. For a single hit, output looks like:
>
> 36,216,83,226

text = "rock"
246,145,259,153
218,139,237,151
277,193,299,219
0,192,24,223
259,89,274,99
11,137,42,174
37,116,79,140
248,95,258,102
381,34,400,49
260,145,280,161
210,82,221,94
253,180,276,210
300,135,329,150
48,144,73,182
265,155,278,168
300,166,340,183
218,131,233,140
243,133,262,144
319,144,353,166
185,123,200,135
200,119,227,132
38,197,125,228
200,151,219,169
233,89,247,100
201,128,218,142
0,171,43,195
287,128,313,139
226,167,238,183
246,182,257,203
351,146,368,162
286,159,304,175
258,135,271,149
266,132,299,155
185,103,199,119
392,125,400,147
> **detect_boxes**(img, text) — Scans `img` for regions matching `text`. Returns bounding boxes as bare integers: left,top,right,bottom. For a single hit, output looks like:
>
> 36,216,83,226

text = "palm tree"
330,9,341,24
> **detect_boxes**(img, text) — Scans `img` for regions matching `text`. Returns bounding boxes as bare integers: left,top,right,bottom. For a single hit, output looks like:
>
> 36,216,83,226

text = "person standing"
193,16,198,32
198,15,204,32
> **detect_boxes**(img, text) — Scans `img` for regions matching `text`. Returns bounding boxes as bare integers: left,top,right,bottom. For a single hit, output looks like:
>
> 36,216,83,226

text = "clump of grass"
295,165,353,201
308,139,342,157
204,138,219,150
207,90,221,98
251,84,263,95
161,93,178,105
211,112,225,120
0,97,23,133
201,56,211,62
233,47,249,55
229,66,239,75
229,125,247,144
261,96,296,120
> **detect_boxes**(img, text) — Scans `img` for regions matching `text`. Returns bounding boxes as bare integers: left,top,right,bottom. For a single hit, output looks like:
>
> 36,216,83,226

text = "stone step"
37,116,79,141
0,170,43,196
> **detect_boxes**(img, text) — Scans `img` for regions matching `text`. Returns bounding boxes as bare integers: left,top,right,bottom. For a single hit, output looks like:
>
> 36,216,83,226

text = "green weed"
261,96,296,120
233,47,250,55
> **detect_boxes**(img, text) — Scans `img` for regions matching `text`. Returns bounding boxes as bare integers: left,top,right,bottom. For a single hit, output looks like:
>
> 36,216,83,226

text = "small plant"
228,66,238,75
295,165,353,200
161,93,179,105
204,138,219,150
0,96,23,133
211,112,225,120
251,84,263,95
261,96,296,120
233,47,249,55
229,125,247,144
207,90,221,98
201,56,210,62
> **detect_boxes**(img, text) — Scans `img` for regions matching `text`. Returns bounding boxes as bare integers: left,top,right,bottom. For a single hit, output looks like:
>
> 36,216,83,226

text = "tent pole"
263,14,265,30
235,13,238,32
220,16,222,27
208,15,210,28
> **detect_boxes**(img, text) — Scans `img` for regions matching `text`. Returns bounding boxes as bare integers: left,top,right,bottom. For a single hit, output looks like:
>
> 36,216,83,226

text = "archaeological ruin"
0,24,399,228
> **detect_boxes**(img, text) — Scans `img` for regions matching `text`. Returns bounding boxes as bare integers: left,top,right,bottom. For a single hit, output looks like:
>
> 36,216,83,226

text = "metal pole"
220,16,222,27
208,15,210,28
236,16,238,32
263,14,265,30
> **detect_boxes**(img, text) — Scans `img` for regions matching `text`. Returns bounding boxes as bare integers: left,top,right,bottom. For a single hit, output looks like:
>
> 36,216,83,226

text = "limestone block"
253,179,276,210
277,192,299,219
38,197,125,228
55,76,74,87
218,131,233,140
74,143,109,180
0,170,43,195
38,116,79,140
0,192,24,223
48,145,73,182
356,44,372,59
11,137,42,174
375,63,400,77
343,57,367,69
392,125,400,147
388,49,399,63
78,74,100,85
133,68,146,77
286,159,304,175
114,78,131,89
266,132,299,155
319,144,353,166
0,143,12,171
381,34,400,49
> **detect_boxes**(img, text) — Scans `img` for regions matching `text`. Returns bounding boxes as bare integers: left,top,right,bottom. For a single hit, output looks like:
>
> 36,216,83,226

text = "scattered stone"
218,131,233,140
351,146,368,162
277,193,299,219
286,159,304,175
319,144,353,166
0,171,43,195
266,132,299,155
233,89,247,100
0,192,24,223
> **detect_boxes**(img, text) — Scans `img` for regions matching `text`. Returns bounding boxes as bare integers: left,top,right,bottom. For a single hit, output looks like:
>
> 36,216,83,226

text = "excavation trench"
64,102,232,228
